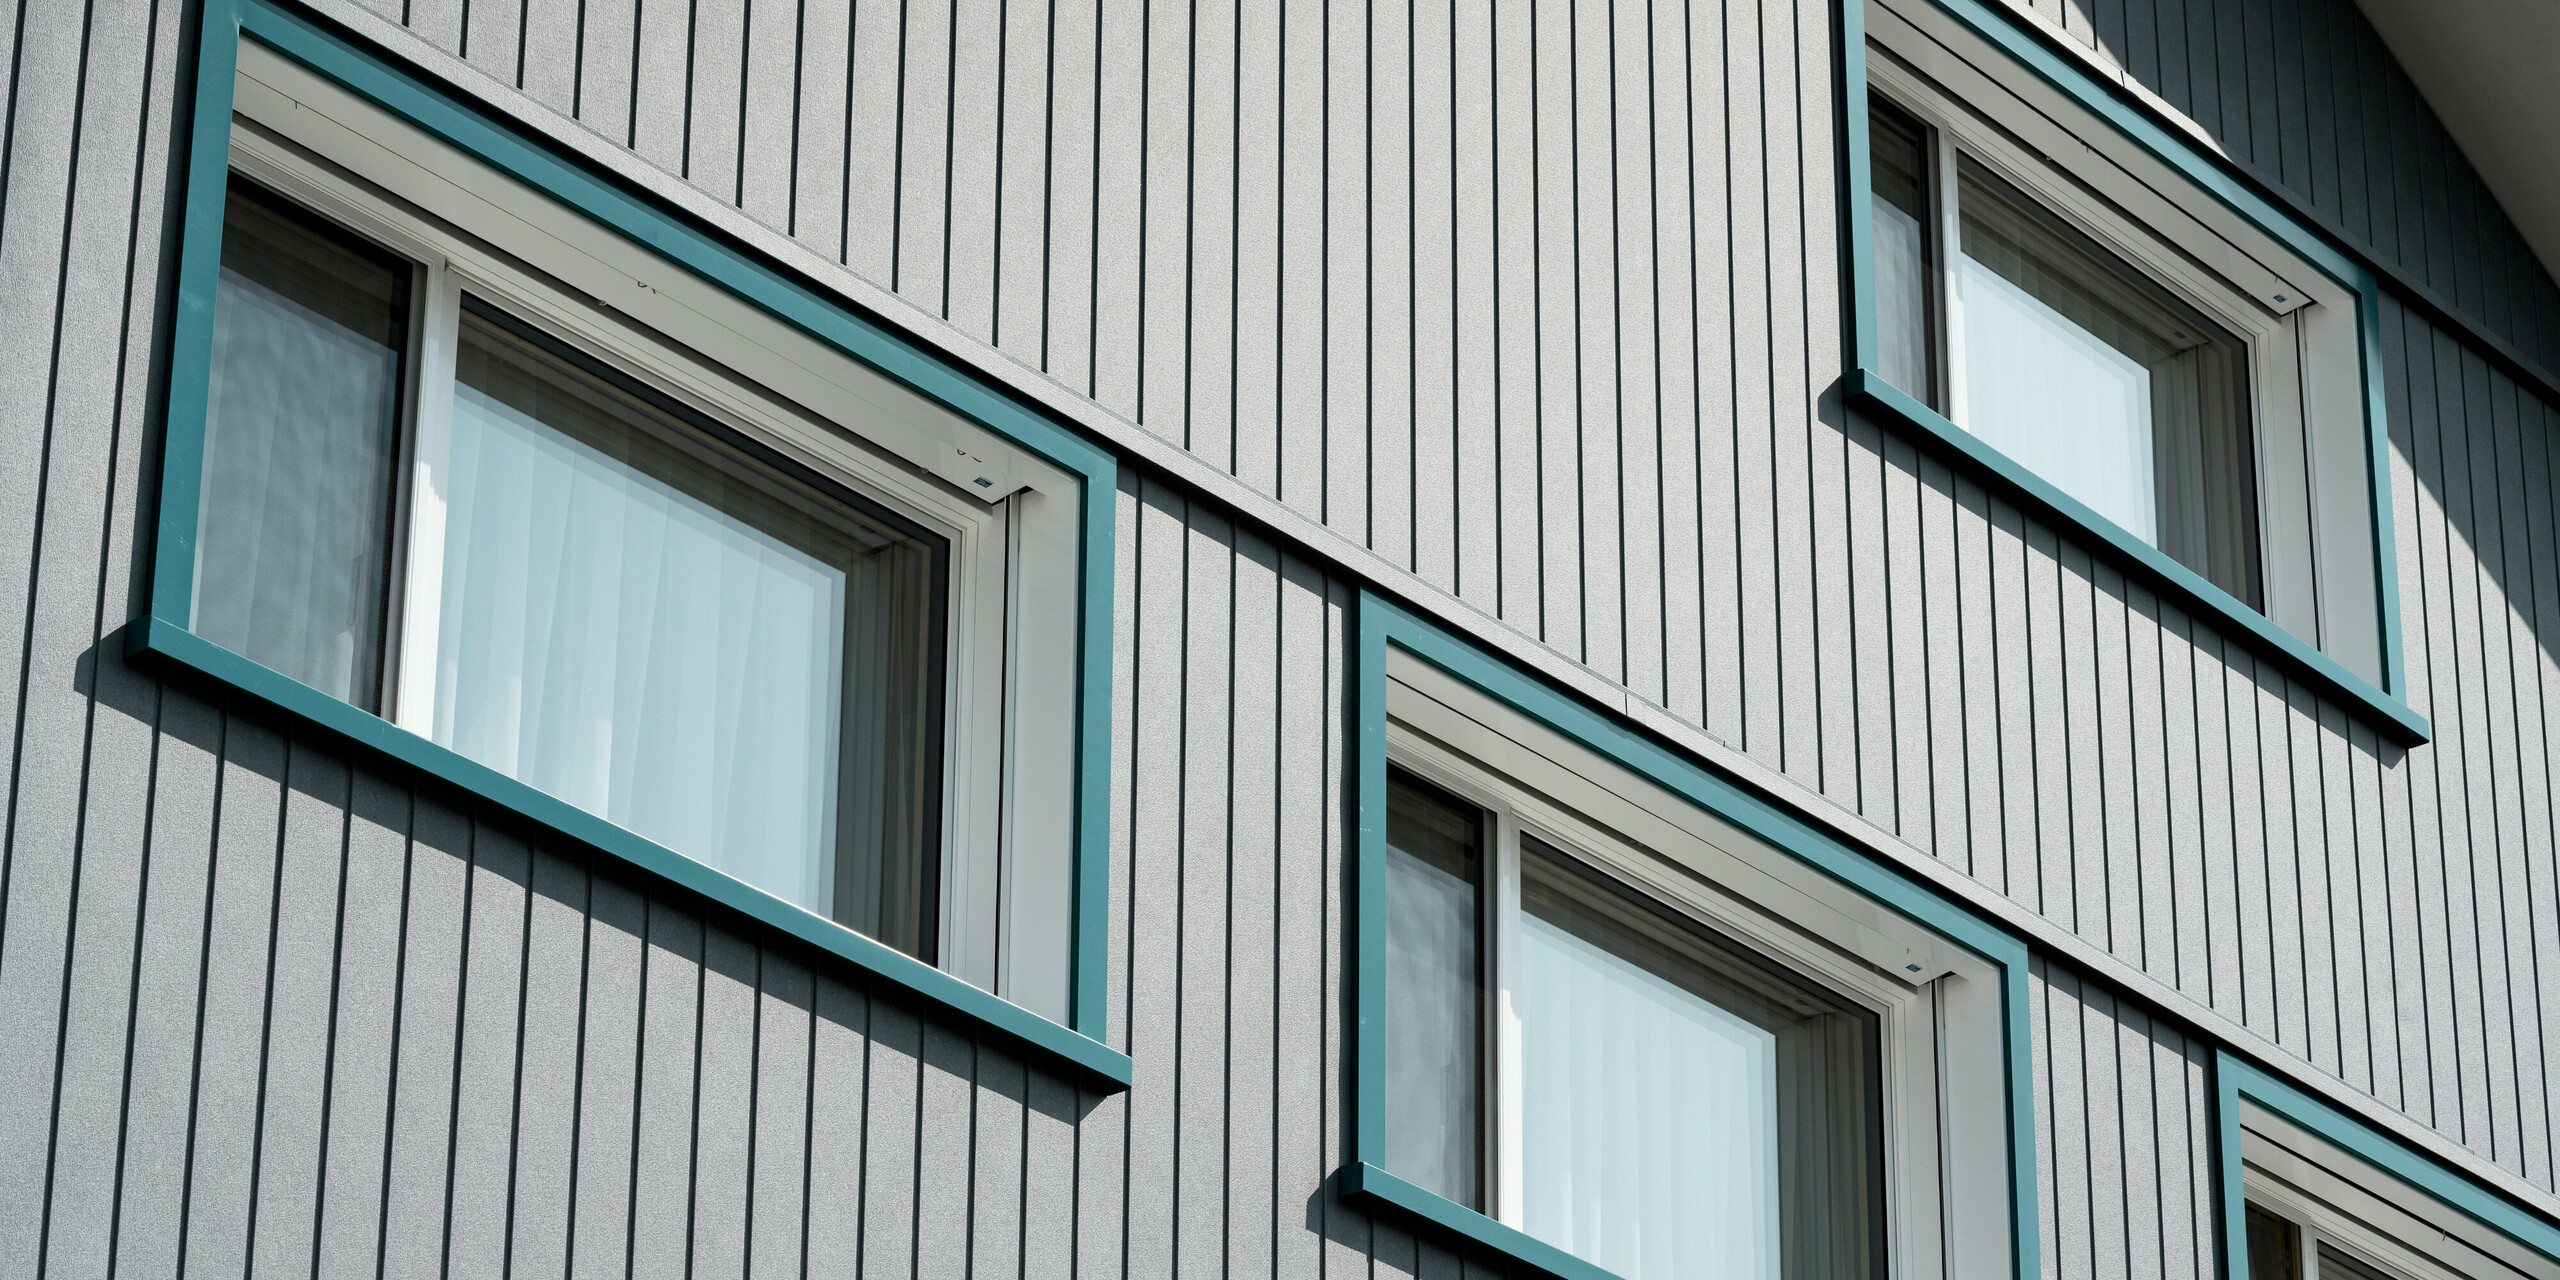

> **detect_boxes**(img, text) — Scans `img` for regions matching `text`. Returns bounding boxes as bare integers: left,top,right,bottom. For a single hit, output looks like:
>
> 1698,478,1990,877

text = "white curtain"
432,356,847,914
1958,252,2159,542
1517,904,1782,1280
1385,839,1481,1206
1872,193,1934,400
196,260,400,705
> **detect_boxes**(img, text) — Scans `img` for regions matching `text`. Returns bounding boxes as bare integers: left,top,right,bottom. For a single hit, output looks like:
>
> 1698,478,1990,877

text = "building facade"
3,0,2559,1274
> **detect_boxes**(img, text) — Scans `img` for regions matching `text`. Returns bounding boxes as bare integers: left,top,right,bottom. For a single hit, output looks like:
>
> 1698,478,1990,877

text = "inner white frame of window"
1865,0,2387,686
1384,649,2014,1280
224,41,1086,1021
2242,1105,2560,1280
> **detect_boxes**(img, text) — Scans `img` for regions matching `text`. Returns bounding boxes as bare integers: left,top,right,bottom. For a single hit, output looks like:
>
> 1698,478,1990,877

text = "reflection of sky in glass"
435,375,846,912
1959,254,2159,543
1518,910,1781,1280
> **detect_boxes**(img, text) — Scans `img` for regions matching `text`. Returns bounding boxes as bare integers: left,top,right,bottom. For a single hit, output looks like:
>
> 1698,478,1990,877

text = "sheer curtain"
1384,772,1484,1209
195,183,406,708
1868,103,1935,404
1515,840,1880,1280
430,309,942,940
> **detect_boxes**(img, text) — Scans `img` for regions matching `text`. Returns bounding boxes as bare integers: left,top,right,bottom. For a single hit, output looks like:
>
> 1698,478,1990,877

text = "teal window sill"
1847,371,2429,745
1337,1163,1626,1280
144,0,1129,1092
1842,0,2428,747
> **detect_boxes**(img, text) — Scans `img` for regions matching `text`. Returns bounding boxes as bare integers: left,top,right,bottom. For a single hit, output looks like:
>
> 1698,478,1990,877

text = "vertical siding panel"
1409,0,1461,592
408,0,465,57
1610,0,1664,703
507,850,590,1280
2478,371,2548,1183
1274,556,1336,1280
1133,0,1191,439
460,0,525,85
894,0,957,308
378,798,472,1280
969,1046,1027,1280
519,0,580,113
2037,960,2088,1280
245,745,354,1280
1227,535,1284,1280
2088,568,2142,968
1949,477,2005,893
840,0,902,281
1528,0,1582,655
576,0,638,145
0,0,90,1252
1723,0,1778,761
2156,606,2210,1002
1367,0,1415,570
1043,0,1102,396
1564,0,1621,679
1762,0,1817,781
911,1021,974,1279
1688,0,1743,747
1121,479,1185,1280
1272,0,1326,512
444,827,532,1279
2316,710,2375,1096
2190,627,2245,1018
110,694,220,1280
2126,588,2182,992
688,928,759,1280
1989,501,2042,910
2282,687,2341,1077
857,997,921,1280
994,0,1053,357
627,0,691,173
570,874,648,1279
942,0,1004,341
687,0,750,205
1849,419,1900,833
1320,0,1371,543
2056,549,2106,950
2346,728,2406,1115
803,978,868,1278
1176,509,1236,1280
2400,320,2464,1136
178,719,289,1280
749,954,814,1280
2025,527,2075,928
1449,0,1500,610
1020,1070,1077,1278
1186,0,1241,473
2524,396,2560,1188
1650,0,1706,726
1913,454,1969,867
738,0,801,230
2222,658,2276,1038
629,903,704,1280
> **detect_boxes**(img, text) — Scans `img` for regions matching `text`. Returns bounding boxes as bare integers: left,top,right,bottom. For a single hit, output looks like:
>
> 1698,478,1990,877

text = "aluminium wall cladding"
5,0,2560,1276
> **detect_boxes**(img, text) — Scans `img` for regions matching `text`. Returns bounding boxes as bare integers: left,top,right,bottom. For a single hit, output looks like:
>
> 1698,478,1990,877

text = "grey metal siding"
8,0,2560,1272
2032,955,2221,1280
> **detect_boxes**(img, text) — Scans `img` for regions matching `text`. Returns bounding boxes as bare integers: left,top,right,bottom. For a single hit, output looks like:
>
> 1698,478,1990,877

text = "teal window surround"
2213,1048,2560,1277
1839,0,2429,747
134,0,1131,1091
1339,589,2043,1280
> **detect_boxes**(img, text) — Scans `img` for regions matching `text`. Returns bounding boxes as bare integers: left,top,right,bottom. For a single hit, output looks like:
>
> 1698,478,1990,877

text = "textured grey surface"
7,0,2560,1272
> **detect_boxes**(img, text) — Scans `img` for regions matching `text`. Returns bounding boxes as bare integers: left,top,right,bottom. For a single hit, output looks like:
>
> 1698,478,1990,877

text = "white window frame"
225,41,1083,1021
2241,1103,2560,1280
1385,648,2014,1280
1866,0,2385,686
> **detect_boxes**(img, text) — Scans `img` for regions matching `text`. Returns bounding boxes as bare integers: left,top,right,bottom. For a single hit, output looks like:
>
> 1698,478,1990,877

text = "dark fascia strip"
2213,1048,2560,1277
1340,590,2043,1280
145,0,1129,1090
1840,0,2431,747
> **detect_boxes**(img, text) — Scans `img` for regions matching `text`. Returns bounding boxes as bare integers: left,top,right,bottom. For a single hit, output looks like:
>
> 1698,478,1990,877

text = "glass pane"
435,304,947,953
2314,1243,2407,1280
1956,155,2262,605
1869,101,1934,405
1383,770,1483,1210
2245,1205,2301,1280
196,180,408,708
1517,839,1880,1280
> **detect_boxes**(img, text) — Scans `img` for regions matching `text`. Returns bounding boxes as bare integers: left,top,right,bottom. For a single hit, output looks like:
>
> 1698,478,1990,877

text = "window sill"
1337,1163,1631,1280
124,614,1135,1093
1847,369,2430,746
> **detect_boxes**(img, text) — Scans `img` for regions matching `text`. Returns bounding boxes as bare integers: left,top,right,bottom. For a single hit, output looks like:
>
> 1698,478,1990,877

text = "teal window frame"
137,0,1130,1090
2213,1049,2560,1277
1338,590,2044,1280
1840,0,2429,745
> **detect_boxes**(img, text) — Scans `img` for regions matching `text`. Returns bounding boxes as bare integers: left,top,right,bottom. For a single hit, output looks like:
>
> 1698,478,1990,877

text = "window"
176,35,1098,1026
1356,638,2021,1280
1860,0,2397,695
2238,1100,2560,1280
